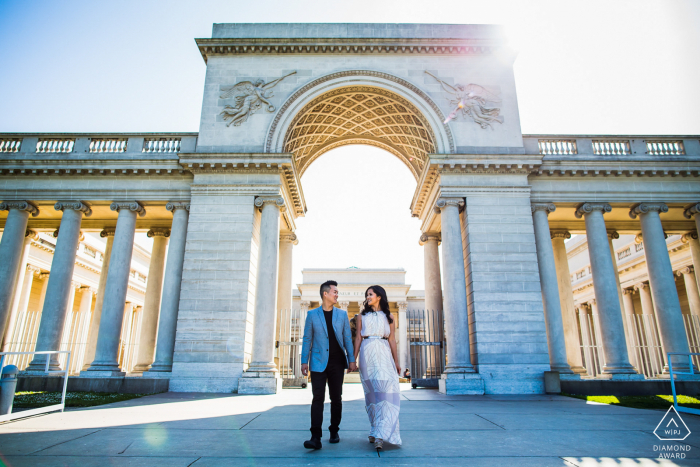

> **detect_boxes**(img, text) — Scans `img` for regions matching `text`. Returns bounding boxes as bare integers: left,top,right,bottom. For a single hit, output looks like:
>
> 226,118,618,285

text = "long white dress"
359,311,402,445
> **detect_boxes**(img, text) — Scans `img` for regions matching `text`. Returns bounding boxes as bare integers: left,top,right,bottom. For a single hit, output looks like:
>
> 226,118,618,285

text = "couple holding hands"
300,280,402,451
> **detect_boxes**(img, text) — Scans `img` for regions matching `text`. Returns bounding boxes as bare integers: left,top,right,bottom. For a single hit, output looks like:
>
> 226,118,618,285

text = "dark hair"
320,280,338,299
360,285,393,324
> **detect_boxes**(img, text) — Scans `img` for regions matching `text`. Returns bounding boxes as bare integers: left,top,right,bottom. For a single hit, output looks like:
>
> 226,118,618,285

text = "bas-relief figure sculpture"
425,71,504,129
219,71,297,127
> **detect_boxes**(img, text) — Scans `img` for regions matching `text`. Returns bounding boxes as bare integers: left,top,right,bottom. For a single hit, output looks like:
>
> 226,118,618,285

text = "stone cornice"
195,37,501,63
629,202,668,219
532,160,700,178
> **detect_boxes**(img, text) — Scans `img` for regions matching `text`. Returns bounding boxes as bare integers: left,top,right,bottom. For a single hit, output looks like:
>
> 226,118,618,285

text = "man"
300,280,357,449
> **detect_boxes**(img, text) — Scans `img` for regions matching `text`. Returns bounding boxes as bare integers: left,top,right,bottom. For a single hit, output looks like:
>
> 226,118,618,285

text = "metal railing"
668,352,700,416
0,350,70,423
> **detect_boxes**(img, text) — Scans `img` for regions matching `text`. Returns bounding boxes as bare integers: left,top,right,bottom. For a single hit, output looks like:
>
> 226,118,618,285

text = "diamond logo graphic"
654,406,691,441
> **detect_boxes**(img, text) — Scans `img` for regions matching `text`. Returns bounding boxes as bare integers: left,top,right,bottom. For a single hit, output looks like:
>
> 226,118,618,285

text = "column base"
145,363,173,373
655,373,700,381
79,370,126,378
559,373,582,381
570,365,588,375
438,372,484,395
550,364,575,375
142,370,173,379
81,362,126,378
597,373,646,381
237,371,282,395
131,364,152,373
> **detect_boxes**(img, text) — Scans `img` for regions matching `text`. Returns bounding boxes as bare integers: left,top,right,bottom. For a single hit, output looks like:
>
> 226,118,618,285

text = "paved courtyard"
0,383,699,466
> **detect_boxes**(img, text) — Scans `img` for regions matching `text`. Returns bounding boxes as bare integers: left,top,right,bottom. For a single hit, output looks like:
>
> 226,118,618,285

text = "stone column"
577,304,595,376
678,267,700,317
2,264,40,352
0,201,39,343
82,229,115,371
132,228,170,373
681,230,700,293
421,233,444,312
574,202,637,377
621,289,639,369
4,230,38,347
26,202,90,371
531,204,574,374
146,202,189,374
435,198,482,394
238,196,284,394
607,230,637,374
275,233,297,350
398,301,409,375
84,202,144,376
630,203,693,373
550,230,586,374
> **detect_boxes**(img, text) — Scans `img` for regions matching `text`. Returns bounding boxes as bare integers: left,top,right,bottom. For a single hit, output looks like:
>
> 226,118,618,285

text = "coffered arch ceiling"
283,86,437,180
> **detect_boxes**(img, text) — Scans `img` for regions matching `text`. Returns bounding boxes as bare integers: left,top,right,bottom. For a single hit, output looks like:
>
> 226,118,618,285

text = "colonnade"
532,201,699,378
0,200,190,377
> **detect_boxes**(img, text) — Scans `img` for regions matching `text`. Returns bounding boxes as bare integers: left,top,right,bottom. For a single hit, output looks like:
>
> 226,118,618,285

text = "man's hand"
301,364,309,376
349,362,357,372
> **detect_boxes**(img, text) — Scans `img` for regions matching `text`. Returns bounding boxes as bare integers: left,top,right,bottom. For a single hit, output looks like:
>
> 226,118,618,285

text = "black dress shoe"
329,432,340,443
304,437,322,450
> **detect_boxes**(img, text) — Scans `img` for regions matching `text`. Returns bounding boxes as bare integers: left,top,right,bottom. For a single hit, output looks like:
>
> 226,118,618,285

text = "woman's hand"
395,361,401,375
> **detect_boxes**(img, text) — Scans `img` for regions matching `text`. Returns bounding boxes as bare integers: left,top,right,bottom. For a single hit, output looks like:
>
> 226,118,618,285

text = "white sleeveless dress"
358,311,402,445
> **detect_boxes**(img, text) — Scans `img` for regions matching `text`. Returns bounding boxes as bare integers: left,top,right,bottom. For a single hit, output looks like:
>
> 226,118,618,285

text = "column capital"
574,202,611,219
531,202,556,214
635,232,667,244
110,201,146,217
0,200,39,217
255,196,285,211
38,272,49,280
634,282,650,291
55,201,91,217
338,300,350,310
629,202,668,219
577,303,590,312
683,203,700,219
25,229,39,240
550,230,571,240
622,288,635,295
26,264,41,275
100,228,116,238
299,300,311,309
147,228,171,238
681,231,699,244
433,197,464,213
607,229,620,239
53,229,85,241
397,301,408,312
677,266,694,276
280,233,298,245
166,201,190,212
71,280,83,290
419,232,441,245
80,285,97,295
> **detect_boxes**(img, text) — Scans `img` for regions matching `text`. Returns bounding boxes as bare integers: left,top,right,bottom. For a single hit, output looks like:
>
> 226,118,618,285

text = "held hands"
349,362,358,372
301,363,309,376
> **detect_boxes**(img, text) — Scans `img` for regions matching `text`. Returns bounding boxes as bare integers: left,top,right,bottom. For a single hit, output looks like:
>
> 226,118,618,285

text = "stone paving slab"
0,384,697,466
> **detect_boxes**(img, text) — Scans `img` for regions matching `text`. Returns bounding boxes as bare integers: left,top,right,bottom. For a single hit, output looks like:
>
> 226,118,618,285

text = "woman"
353,285,402,450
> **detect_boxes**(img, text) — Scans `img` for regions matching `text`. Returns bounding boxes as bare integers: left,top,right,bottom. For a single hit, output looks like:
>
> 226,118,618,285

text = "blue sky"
1,0,698,289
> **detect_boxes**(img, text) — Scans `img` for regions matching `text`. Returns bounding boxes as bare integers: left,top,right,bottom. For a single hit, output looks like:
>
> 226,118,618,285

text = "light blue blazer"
301,306,355,372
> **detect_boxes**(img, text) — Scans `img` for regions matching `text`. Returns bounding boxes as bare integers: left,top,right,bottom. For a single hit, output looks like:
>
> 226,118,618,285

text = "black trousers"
310,360,345,438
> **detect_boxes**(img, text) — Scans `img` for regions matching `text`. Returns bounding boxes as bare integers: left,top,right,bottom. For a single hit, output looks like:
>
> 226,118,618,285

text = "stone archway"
265,70,455,179
282,86,436,180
